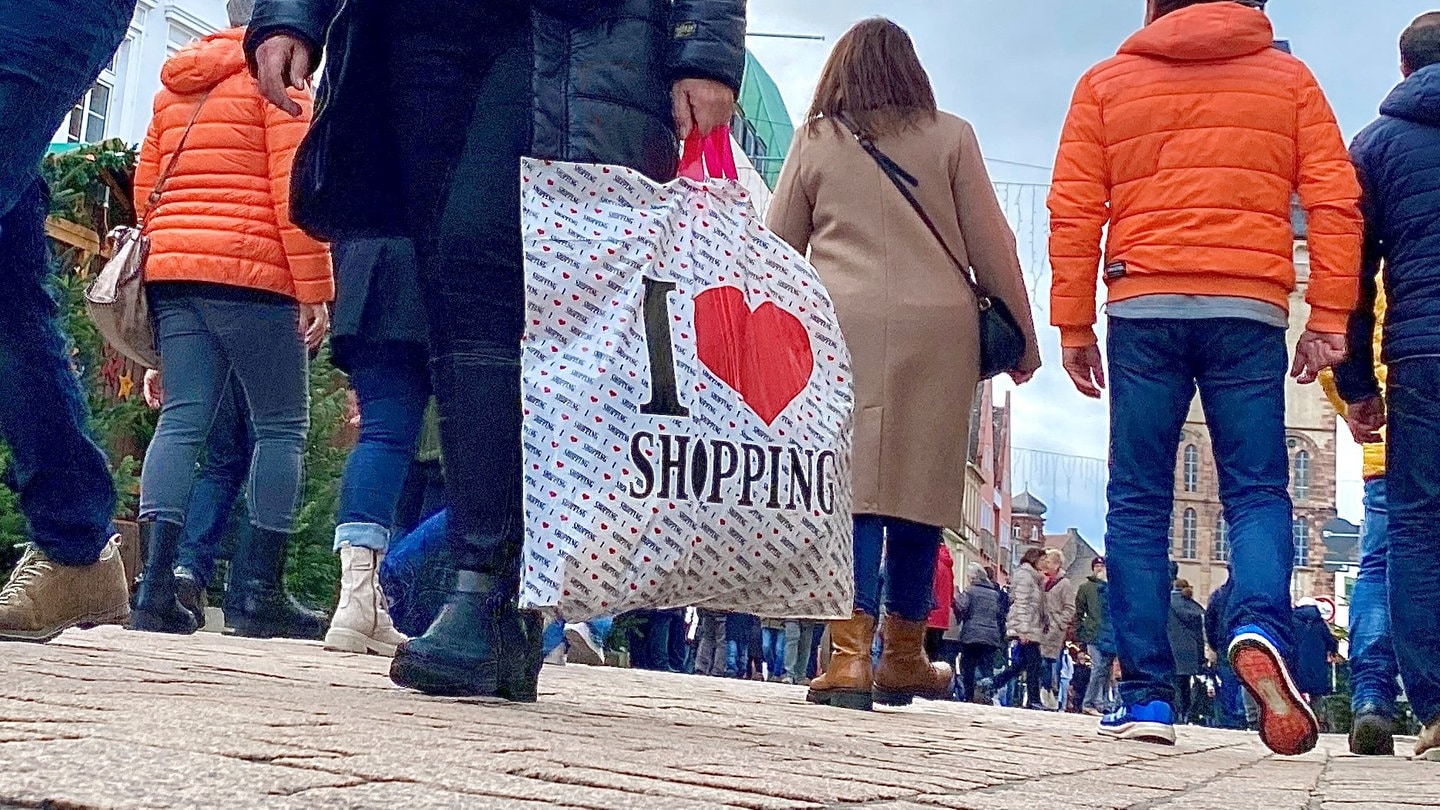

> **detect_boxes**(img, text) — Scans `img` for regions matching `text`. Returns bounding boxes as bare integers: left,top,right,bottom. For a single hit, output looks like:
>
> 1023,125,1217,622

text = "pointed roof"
1013,491,1048,518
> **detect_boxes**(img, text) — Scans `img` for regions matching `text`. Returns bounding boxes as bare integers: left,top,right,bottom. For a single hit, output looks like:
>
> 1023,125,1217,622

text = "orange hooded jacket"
1047,3,1362,348
134,28,332,305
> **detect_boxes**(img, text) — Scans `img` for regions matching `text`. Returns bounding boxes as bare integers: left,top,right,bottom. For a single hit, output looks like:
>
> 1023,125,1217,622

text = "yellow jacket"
1320,287,1386,480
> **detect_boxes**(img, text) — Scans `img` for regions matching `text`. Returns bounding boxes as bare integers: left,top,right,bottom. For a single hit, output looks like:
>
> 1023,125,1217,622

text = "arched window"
1293,450,1311,501
1183,445,1200,493
1182,509,1198,560
1214,513,1230,563
1293,518,1310,567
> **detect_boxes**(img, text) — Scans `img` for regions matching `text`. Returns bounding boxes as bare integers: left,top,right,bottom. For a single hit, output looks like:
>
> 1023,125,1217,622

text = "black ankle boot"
496,604,545,702
224,528,327,640
390,570,503,696
130,520,199,635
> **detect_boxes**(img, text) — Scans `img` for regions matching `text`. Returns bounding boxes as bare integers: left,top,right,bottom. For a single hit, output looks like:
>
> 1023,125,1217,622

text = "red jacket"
929,544,955,631
1047,4,1362,347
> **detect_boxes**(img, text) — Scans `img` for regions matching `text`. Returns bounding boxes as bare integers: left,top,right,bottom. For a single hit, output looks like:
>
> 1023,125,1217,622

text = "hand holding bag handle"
834,114,1027,380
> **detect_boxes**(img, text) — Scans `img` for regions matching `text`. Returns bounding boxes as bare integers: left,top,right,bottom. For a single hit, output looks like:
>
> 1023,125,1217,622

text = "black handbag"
836,116,1028,380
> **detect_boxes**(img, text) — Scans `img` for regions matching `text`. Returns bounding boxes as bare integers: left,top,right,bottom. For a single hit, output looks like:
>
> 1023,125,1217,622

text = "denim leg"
1083,644,1115,710
140,296,232,527
177,377,252,585
852,514,885,617
1195,320,1294,657
0,0,134,565
1105,318,1194,707
336,344,430,549
204,297,308,533
1386,359,1440,726
881,517,942,621
1349,478,1398,717
589,616,614,649
541,618,565,657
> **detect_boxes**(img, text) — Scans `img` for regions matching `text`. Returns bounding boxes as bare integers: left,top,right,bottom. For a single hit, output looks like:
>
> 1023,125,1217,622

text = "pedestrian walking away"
1049,0,1362,753
768,17,1039,714
988,548,1048,710
1333,15,1440,761
131,0,333,640
955,563,1005,703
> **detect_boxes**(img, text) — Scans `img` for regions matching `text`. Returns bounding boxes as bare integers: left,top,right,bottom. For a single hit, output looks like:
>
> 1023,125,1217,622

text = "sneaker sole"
1098,721,1177,745
0,605,131,643
1418,747,1440,762
1230,633,1319,756
324,627,398,657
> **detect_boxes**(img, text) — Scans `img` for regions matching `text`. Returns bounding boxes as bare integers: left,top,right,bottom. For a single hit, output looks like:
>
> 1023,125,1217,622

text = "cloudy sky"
748,0,1422,540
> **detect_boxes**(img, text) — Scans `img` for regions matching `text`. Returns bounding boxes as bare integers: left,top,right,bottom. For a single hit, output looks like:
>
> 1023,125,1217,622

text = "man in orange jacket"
1047,0,1363,755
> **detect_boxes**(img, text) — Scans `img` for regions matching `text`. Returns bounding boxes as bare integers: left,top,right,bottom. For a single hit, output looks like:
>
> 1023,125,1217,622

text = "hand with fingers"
1062,345,1106,399
143,369,164,410
301,304,330,350
672,78,735,141
1346,396,1386,444
252,33,313,117
1291,330,1348,385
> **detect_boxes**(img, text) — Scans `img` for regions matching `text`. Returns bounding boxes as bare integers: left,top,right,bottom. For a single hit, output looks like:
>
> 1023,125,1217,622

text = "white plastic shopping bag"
519,129,854,619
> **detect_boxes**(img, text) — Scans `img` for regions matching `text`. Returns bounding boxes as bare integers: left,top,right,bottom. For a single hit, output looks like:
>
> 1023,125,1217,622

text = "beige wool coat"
767,112,1041,528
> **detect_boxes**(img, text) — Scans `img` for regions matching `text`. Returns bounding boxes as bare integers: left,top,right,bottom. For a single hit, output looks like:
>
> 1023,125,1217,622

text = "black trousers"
959,643,997,702
993,641,1044,707
387,1,532,579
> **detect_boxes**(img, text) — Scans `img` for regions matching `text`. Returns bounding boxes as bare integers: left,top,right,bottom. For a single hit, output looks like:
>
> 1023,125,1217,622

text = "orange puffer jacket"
134,28,332,305
1047,4,1362,348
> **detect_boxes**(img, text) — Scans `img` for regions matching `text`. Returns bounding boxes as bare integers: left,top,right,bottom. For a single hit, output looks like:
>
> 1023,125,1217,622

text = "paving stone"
0,627,1423,808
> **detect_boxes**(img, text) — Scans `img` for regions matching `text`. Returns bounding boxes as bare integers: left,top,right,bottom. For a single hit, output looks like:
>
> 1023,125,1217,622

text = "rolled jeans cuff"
334,522,390,553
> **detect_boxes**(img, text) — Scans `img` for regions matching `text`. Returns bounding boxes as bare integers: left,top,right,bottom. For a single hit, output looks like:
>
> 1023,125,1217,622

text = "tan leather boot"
873,614,955,706
806,611,876,711
0,538,130,643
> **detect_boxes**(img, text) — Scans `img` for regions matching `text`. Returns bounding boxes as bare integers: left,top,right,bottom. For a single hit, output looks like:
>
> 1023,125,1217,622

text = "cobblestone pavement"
1,627,1433,809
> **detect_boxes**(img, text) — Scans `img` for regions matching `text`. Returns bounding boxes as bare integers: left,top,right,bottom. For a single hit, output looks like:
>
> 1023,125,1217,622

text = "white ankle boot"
324,541,408,656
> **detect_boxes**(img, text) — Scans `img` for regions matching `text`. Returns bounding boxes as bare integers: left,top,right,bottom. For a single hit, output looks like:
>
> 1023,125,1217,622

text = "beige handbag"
86,92,210,370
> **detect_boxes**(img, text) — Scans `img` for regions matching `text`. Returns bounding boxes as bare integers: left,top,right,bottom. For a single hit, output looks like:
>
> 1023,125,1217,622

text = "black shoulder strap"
834,114,988,302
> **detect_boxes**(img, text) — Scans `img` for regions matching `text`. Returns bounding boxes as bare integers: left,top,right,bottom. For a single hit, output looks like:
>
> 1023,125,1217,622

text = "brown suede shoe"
0,538,130,643
873,614,955,706
806,611,876,711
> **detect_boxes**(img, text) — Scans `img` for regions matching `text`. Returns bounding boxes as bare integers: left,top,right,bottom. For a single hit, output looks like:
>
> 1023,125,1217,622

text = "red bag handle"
678,126,739,182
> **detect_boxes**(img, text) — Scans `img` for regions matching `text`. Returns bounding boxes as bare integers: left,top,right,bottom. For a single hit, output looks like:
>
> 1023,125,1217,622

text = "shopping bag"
519,129,854,620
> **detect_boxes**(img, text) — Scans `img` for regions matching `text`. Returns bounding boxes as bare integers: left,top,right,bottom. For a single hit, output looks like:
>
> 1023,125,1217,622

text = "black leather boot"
390,570,503,696
130,520,199,635
496,602,544,702
224,528,327,640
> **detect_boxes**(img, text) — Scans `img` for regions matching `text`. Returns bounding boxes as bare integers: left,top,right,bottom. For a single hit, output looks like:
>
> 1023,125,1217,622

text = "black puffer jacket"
244,0,746,241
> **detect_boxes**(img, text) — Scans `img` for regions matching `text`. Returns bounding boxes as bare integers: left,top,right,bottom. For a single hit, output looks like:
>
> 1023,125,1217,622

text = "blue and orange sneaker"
1229,624,1319,756
1098,700,1176,745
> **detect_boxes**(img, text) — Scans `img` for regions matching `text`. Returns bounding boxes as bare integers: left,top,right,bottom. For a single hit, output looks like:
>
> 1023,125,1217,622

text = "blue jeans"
176,377,252,586
761,627,785,678
1106,318,1294,707
1349,478,1398,717
141,288,309,533
0,0,133,566
335,344,430,552
1385,359,1440,725
853,514,942,622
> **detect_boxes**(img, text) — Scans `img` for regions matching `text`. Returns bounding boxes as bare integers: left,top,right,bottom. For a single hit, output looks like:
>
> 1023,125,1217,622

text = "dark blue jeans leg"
1195,320,1294,657
1385,358,1440,726
336,344,430,551
1105,318,1194,707
0,0,135,566
1349,478,1398,717
881,517,942,622
177,376,252,586
852,514,884,617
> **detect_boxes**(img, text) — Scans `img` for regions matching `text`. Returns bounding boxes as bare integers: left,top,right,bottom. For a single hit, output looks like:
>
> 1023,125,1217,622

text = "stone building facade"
1171,242,1338,606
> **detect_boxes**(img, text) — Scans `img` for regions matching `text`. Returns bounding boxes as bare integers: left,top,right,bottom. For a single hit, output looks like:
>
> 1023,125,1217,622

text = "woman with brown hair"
769,17,1040,712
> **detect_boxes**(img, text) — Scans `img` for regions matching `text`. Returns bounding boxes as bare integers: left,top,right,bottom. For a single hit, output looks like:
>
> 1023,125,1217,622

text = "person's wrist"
1059,325,1097,349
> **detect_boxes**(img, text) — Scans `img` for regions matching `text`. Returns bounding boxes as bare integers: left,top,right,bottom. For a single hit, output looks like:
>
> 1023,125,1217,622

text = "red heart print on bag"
693,285,813,426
